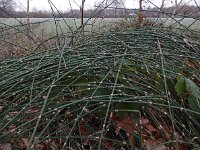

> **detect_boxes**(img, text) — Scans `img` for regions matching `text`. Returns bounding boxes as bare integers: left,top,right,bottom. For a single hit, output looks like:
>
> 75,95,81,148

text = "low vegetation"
0,27,200,149
0,0,200,149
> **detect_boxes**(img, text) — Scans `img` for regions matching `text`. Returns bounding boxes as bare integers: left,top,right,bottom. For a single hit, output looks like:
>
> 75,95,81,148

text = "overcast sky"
16,0,195,11
15,0,161,11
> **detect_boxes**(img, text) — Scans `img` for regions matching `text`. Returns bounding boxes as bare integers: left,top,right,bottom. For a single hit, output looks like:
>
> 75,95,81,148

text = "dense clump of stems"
0,27,200,149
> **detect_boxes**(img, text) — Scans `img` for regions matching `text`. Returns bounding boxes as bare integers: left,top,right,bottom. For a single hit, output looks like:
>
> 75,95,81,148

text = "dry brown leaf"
123,116,135,134
114,116,135,146
153,145,167,150
141,117,157,134
146,138,167,150
28,108,40,113
4,125,17,134
174,132,182,140
114,117,123,135
123,116,135,146
21,138,29,147
162,126,180,141
155,128,163,139
115,127,121,135
146,124,157,133
42,96,48,99
80,124,90,145
107,142,114,150
80,124,90,136
18,138,29,149
0,105,3,112
187,59,200,69
50,141,57,150
146,138,158,147
162,126,173,140
114,116,135,135
178,144,185,150
157,138,163,143
0,143,12,150
141,117,149,126
83,139,89,146
36,143,47,150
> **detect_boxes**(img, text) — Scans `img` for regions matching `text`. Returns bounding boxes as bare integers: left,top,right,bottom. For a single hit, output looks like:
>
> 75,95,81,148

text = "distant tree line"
0,7,135,18
0,0,200,19
144,5,200,18
1,7,199,19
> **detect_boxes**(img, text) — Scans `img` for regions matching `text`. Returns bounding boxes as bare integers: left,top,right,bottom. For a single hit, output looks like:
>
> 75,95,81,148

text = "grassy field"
163,17,200,30
0,18,132,59
0,18,125,35
0,17,199,59
1,17,199,35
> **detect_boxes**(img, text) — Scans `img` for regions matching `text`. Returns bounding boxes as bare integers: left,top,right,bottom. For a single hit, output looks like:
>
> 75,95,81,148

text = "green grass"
1,17,200,37
0,18,124,35
164,18,200,31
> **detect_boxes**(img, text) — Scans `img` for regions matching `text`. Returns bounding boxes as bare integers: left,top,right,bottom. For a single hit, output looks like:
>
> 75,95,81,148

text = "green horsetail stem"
0,27,200,149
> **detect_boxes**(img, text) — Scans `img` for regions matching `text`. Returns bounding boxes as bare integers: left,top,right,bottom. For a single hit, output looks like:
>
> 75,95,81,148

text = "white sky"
15,0,159,11
16,0,196,11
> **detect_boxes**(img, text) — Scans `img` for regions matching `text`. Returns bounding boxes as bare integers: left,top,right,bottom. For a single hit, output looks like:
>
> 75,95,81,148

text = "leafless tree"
0,0,15,10
106,0,126,8
137,0,143,28
81,0,85,26
27,0,30,30
105,0,126,16
159,0,165,25
0,0,16,17
170,0,184,29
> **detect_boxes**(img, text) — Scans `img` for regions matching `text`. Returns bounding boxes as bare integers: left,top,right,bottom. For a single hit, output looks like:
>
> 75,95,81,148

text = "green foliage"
175,77,200,112
188,96,200,113
186,78,200,99
0,28,200,149
186,79,200,112
175,77,186,97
